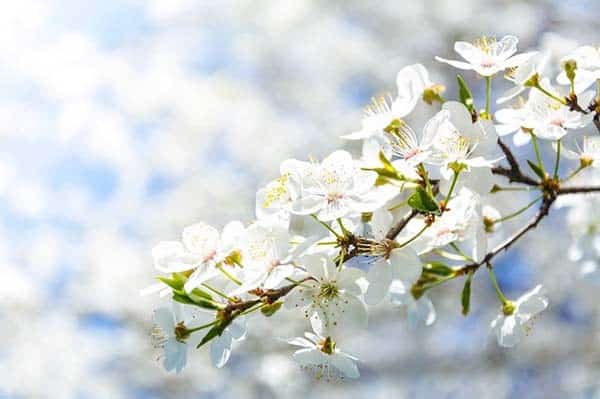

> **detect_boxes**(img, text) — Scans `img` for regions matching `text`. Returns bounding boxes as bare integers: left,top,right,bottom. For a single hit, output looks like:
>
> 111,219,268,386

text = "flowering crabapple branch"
144,35,600,378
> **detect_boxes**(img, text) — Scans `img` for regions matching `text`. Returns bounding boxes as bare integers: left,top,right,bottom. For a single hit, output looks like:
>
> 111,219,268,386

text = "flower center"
319,282,339,299
319,336,336,355
327,192,343,204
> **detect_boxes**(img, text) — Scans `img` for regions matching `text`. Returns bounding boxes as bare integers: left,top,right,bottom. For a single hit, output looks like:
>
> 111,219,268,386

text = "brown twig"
558,186,600,195
456,196,555,276
491,138,540,186
386,209,419,240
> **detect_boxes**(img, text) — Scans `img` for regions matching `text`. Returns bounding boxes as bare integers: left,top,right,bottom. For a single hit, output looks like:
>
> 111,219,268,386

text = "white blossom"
556,136,600,168
342,64,436,141
557,45,600,94
490,285,548,347
287,254,367,332
435,35,534,77
427,102,501,179
289,150,394,221
286,316,359,381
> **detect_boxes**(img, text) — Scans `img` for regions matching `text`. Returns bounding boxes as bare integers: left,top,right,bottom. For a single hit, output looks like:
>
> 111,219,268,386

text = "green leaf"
461,272,473,316
189,288,213,302
423,262,455,277
172,293,196,305
527,160,546,179
157,276,183,291
196,323,226,349
261,301,283,317
172,292,220,310
408,186,440,214
457,74,475,112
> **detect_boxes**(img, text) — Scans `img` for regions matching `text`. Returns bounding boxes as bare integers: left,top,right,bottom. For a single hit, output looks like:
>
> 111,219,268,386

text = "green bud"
260,301,283,317
563,59,577,83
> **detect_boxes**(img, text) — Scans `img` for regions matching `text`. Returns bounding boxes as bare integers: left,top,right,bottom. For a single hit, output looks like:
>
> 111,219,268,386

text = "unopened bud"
563,59,577,83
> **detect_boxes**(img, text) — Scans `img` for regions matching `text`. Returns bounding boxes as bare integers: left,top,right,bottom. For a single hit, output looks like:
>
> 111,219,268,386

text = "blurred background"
1,0,599,398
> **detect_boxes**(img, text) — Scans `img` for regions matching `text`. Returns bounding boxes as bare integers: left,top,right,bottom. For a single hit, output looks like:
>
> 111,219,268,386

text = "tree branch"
558,186,600,195
491,139,540,186
456,196,554,276
386,209,419,240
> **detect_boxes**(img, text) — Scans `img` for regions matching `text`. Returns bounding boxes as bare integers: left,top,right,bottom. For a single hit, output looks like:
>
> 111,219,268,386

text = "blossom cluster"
144,35,600,380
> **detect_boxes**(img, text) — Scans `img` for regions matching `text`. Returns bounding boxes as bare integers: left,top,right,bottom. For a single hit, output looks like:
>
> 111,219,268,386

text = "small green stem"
485,76,492,116
201,283,232,300
553,140,561,179
533,84,567,105
492,195,543,225
239,303,265,317
487,266,508,304
531,134,546,174
187,320,218,334
445,170,460,203
217,265,242,286
395,223,429,249
317,241,338,246
450,242,473,262
491,185,534,192
563,164,588,182
337,218,351,236
311,214,340,238
388,198,410,211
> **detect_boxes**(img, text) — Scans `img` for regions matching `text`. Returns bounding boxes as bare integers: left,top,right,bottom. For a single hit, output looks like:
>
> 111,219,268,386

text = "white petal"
163,339,187,373
293,348,323,366
516,285,548,320
434,56,474,71
291,196,324,215
414,295,436,326
496,316,522,347
154,307,175,333
454,41,483,64
337,267,365,296
210,332,233,368
182,222,219,256
286,337,314,348
390,247,422,284
330,353,360,379
184,266,219,293
365,260,393,305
